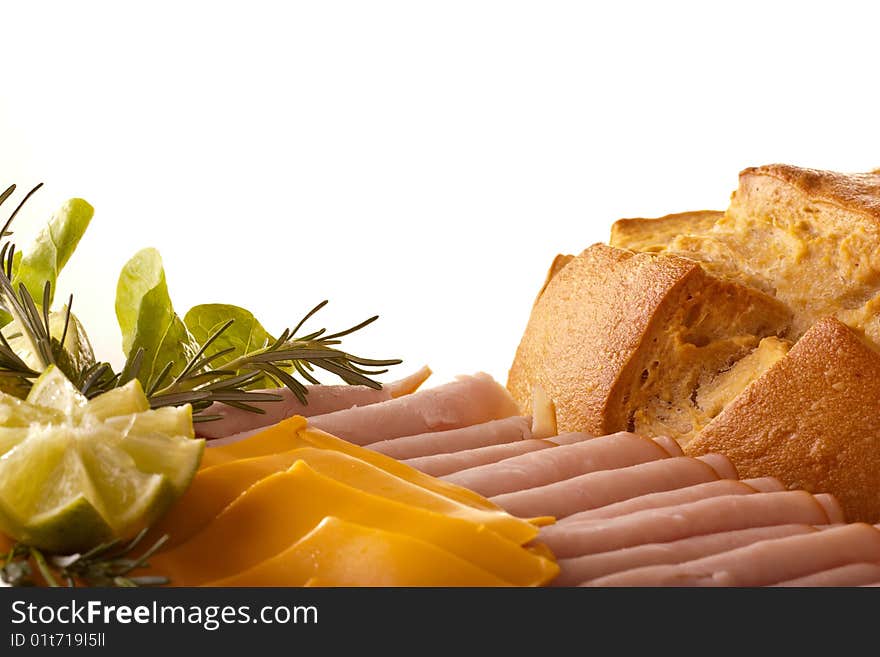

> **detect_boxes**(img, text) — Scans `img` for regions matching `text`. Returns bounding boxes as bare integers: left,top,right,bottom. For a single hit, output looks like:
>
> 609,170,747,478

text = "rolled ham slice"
366,416,532,460
555,524,815,586
587,523,880,587
491,455,727,520
539,491,836,558
560,477,785,524
652,436,683,457
443,432,670,498
196,366,431,439
547,432,595,446
404,440,556,478
307,373,519,445
772,562,880,587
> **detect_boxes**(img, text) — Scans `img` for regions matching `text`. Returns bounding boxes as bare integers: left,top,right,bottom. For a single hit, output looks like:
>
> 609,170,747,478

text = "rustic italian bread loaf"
686,317,880,523
510,164,880,522
507,243,791,443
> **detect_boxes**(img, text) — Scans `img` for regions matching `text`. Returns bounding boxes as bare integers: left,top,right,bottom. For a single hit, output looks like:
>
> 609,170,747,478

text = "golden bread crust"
508,244,697,435
508,244,790,439
610,210,722,253
534,253,574,305
686,317,880,523
740,164,880,222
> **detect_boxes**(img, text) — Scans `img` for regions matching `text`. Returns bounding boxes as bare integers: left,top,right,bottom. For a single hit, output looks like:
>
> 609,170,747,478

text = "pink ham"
699,453,738,480
652,436,683,456
547,432,596,445
366,416,532,460
587,523,880,587
815,495,845,523
772,562,880,587
560,477,785,524
441,432,670,498
307,373,519,445
196,366,431,439
404,440,555,478
539,491,836,558
490,455,727,520
555,524,815,586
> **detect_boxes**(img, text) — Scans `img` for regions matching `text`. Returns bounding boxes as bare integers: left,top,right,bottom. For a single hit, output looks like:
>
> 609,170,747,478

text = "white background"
1,1,879,387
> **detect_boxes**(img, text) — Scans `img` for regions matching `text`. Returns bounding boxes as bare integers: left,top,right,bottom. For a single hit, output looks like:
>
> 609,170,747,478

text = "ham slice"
815,494,846,523
555,524,815,585
491,455,727,520
196,366,431,439
652,436,683,456
772,562,880,587
587,523,880,587
306,373,519,445
404,440,555,478
442,432,670,498
559,477,783,524
547,432,595,445
539,491,836,558
366,416,532,460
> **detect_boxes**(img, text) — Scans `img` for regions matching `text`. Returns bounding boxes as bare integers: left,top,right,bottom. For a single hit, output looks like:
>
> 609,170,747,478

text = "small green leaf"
116,248,197,388
184,304,275,387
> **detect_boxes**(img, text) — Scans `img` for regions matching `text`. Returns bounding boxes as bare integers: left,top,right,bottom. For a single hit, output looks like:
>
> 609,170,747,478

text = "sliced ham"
366,416,532,460
587,523,880,587
442,432,670,498
196,385,391,439
555,524,815,586
386,365,433,397
547,432,595,446
491,455,726,520
772,562,880,587
814,494,846,524
539,491,836,558
560,477,783,524
652,436,683,457
196,367,431,439
307,373,519,445
404,440,555,478
698,453,738,480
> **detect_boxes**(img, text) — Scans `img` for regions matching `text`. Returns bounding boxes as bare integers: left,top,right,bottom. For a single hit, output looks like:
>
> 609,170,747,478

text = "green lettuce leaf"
184,304,272,368
12,198,94,305
184,303,278,388
115,248,197,388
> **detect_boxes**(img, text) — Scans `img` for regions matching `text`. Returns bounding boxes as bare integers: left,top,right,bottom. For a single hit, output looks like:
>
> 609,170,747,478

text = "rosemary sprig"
0,529,169,588
146,300,402,418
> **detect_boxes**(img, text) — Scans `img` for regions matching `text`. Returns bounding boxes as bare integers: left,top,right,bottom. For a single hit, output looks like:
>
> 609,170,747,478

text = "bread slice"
507,243,791,443
610,210,723,253
686,317,880,523
638,165,880,340
534,253,574,305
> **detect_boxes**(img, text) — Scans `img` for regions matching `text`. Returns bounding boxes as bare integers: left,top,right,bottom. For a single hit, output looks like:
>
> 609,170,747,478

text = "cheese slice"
204,516,511,587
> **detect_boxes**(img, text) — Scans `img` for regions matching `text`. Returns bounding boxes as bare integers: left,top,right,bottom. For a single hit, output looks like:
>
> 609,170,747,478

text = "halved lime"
0,366,203,554
86,379,150,420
